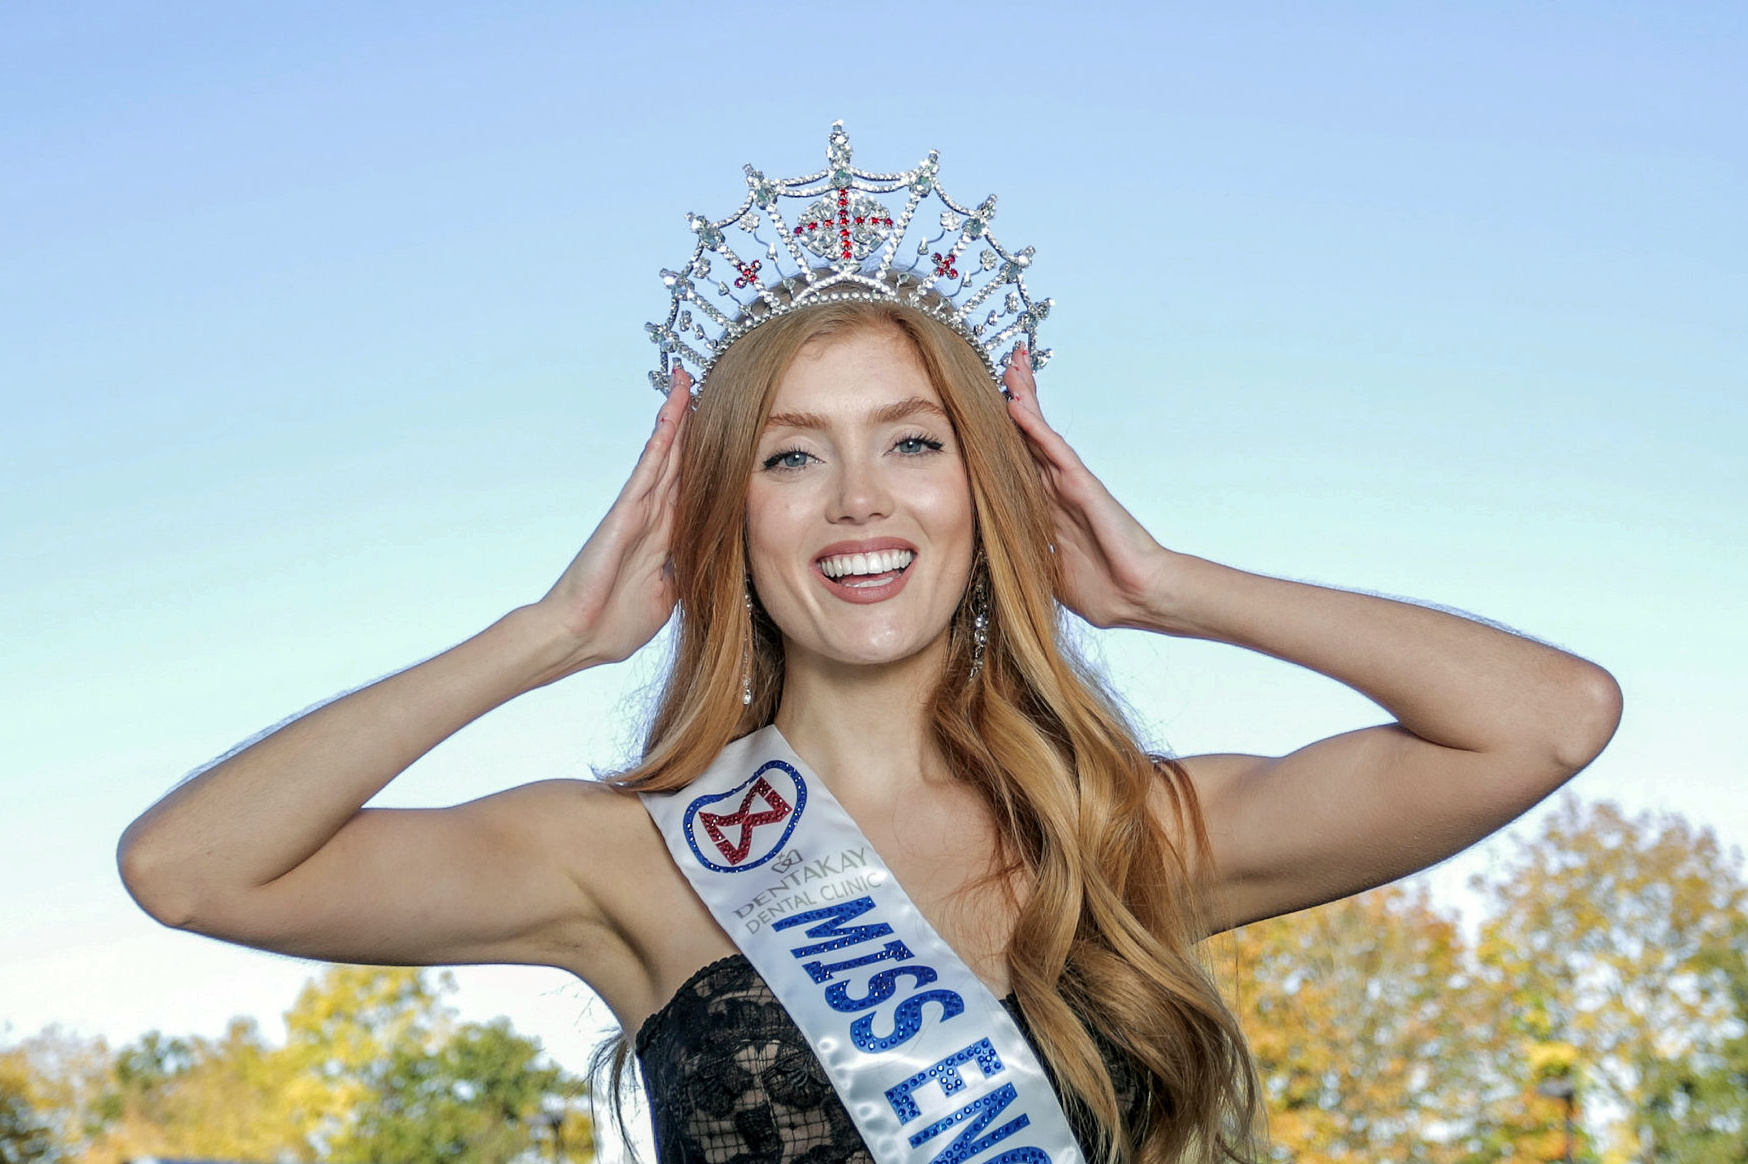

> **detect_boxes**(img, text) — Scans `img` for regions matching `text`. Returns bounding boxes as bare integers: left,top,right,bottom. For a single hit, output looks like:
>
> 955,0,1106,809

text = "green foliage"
1472,796,1748,1162
342,1018,588,1164
1223,881,1488,1162
0,1067,58,1164
1638,918,1748,1164
278,966,455,1152
1215,794,1748,1162
285,968,592,1164
0,1027,117,1160
1,968,590,1164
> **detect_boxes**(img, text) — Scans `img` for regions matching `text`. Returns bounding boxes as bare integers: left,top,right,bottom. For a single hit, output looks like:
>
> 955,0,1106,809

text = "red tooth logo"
698,776,793,865
682,760,807,872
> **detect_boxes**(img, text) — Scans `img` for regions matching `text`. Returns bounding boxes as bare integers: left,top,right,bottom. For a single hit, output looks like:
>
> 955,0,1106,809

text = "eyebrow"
763,396,949,432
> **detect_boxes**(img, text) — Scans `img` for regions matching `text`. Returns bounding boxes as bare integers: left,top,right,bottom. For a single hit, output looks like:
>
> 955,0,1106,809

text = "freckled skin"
745,330,975,672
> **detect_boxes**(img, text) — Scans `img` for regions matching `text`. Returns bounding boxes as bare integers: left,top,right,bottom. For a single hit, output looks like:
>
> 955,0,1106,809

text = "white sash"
642,725,1085,1164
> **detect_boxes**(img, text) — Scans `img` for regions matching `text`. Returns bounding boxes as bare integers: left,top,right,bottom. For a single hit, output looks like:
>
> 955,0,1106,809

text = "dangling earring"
967,562,990,682
741,585,756,706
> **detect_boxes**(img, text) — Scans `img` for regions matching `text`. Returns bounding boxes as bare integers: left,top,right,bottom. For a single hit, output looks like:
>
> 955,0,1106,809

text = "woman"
119,129,1621,1164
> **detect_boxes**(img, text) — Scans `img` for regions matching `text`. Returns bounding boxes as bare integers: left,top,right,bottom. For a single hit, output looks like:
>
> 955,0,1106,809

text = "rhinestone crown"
646,121,1052,395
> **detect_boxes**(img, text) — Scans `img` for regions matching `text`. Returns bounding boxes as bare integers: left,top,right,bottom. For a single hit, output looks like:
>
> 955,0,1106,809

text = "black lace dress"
636,953,1145,1164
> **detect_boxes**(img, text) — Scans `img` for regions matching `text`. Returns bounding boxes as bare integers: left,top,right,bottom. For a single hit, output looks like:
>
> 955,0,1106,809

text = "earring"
967,566,990,682
741,585,755,706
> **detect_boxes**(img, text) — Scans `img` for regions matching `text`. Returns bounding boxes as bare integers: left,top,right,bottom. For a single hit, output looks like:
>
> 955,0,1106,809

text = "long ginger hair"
614,300,1261,1163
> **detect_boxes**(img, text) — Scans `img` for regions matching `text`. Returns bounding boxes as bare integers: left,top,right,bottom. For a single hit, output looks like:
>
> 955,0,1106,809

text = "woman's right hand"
534,369,693,673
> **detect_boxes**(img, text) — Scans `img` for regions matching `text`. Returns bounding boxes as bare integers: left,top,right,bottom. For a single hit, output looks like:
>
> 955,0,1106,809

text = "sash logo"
682,760,807,873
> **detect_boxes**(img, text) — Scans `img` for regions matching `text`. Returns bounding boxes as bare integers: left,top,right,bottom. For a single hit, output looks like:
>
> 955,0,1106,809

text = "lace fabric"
635,953,1143,1164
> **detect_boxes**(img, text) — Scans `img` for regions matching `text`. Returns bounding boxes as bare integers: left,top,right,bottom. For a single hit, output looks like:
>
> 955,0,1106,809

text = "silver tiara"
646,121,1052,395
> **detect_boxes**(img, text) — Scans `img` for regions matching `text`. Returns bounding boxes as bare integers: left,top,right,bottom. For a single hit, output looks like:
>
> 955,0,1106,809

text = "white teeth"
820,549,915,579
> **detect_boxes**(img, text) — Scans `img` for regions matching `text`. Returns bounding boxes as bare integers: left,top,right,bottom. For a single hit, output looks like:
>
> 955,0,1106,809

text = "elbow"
116,825,202,931
1544,659,1623,777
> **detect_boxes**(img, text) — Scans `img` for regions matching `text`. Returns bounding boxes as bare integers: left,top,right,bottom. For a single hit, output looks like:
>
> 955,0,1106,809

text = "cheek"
743,488,810,593
919,466,976,546
743,510,774,589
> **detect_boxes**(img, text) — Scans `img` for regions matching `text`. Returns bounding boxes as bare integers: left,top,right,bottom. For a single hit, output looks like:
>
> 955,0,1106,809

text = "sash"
641,725,1084,1164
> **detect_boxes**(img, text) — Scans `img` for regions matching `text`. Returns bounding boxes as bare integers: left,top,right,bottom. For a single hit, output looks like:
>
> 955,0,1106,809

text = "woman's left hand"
1002,346,1177,630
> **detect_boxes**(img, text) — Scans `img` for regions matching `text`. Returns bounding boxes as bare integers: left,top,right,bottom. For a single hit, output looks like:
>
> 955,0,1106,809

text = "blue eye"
763,448,813,471
894,435,945,456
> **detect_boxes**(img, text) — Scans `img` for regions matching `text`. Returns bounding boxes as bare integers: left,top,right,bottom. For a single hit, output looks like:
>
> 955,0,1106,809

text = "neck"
773,641,949,799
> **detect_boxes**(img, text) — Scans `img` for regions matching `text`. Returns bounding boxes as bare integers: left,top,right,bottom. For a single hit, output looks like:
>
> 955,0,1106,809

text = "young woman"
118,134,1621,1164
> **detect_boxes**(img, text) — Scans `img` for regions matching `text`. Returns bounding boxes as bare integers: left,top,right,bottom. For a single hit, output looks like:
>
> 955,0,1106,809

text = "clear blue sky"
3,0,1742,1112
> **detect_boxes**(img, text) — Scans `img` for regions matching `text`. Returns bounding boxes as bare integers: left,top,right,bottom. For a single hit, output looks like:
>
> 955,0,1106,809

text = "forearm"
119,603,586,922
1144,552,1620,771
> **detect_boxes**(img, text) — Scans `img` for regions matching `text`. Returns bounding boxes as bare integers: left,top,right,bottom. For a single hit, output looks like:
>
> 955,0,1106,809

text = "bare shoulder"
446,775,652,881
1169,751,1265,800
1143,751,1273,933
507,775,658,858
495,776,677,941
511,776,734,1023
1145,752,1258,841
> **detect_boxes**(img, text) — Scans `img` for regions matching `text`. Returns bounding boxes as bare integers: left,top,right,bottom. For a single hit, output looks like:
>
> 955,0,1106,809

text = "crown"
646,121,1052,395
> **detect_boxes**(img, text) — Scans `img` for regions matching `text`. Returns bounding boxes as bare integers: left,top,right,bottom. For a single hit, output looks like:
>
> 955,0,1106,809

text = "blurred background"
2,2,1742,1161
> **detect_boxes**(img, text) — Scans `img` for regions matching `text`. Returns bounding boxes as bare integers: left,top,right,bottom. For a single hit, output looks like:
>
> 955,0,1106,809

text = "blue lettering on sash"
826,965,939,1013
774,895,894,956
907,1082,1031,1164
885,1038,1005,1120
852,989,965,1052
805,939,915,984
770,885,1047,1162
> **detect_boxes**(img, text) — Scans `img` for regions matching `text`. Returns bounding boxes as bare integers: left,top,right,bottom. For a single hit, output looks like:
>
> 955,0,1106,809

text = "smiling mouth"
818,548,915,588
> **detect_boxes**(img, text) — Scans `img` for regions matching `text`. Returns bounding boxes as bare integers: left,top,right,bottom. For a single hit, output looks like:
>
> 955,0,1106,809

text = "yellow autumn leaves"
0,967,591,1164
1217,795,1748,1163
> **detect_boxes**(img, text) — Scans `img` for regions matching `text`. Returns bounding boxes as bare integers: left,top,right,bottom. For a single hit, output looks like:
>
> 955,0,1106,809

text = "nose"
827,449,892,524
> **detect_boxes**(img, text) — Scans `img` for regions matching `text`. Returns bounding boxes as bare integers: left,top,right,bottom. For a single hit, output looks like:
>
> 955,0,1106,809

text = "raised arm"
1139,560,1620,928
117,375,695,970
1001,348,1622,929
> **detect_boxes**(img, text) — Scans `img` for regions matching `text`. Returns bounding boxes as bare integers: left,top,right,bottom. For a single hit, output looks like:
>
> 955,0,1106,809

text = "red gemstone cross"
795,190,895,263
697,776,793,865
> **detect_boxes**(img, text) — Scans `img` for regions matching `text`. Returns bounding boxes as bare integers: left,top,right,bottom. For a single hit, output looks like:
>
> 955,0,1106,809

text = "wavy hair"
610,300,1261,1164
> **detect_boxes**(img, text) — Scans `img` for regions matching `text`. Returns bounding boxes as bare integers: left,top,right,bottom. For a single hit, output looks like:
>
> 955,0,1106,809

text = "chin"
809,625,949,672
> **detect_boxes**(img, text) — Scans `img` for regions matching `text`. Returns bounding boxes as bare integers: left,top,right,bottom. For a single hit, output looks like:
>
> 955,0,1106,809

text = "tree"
1638,913,1748,1164
0,1058,57,1164
0,1027,114,1161
1471,795,1748,1162
1219,880,1492,1163
81,1020,311,1164
279,965,455,1155
3,967,592,1164
291,967,592,1164
343,1017,590,1164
